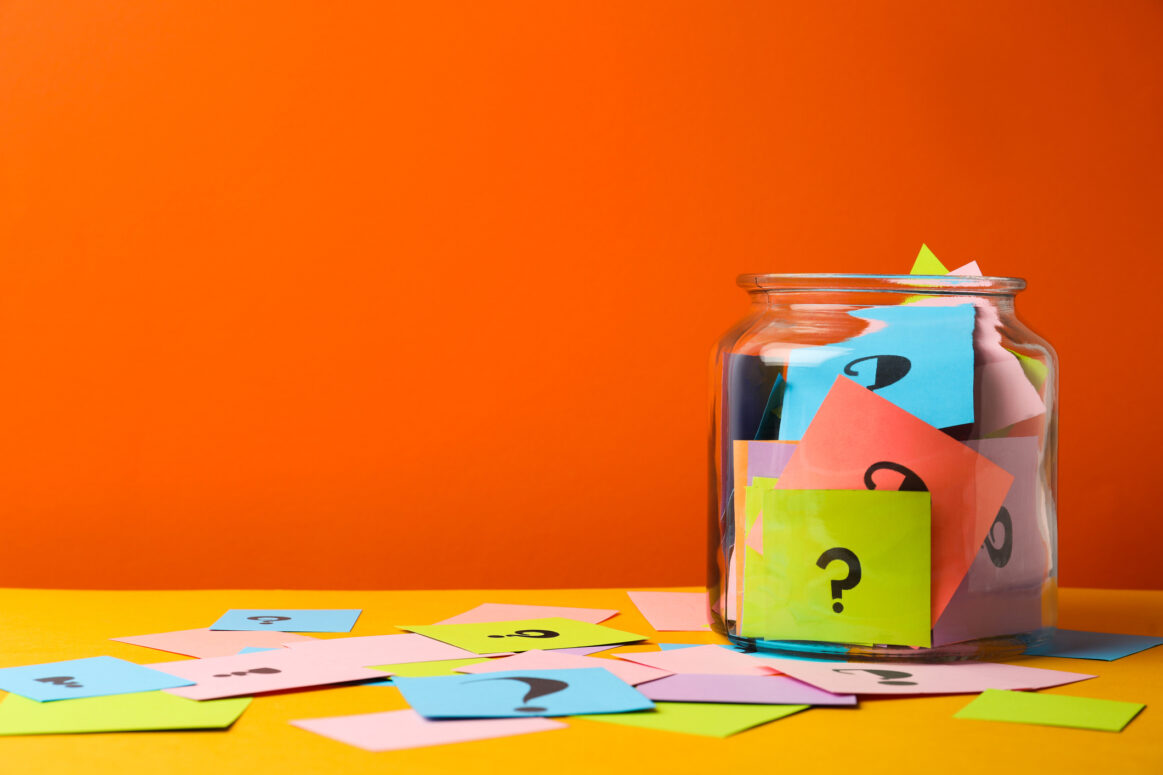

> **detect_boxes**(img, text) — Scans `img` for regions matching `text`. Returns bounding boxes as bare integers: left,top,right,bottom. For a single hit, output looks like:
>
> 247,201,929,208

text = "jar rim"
737,273,1026,295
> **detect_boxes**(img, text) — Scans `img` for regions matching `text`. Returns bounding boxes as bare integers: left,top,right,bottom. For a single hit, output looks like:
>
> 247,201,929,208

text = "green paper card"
400,618,646,654
955,689,1145,732
0,692,250,736
370,658,491,677
741,489,931,647
583,701,807,738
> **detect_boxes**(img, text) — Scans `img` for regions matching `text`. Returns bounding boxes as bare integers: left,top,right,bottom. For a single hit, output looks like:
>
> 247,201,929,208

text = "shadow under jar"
707,274,1058,662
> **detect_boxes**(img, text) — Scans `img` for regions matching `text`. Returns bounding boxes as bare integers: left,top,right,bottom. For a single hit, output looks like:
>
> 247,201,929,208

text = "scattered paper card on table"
1025,629,1163,661
210,609,361,633
742,488,931,647
112,627,317,658
291,709,565,752
454,649,671,686
755,657,1094,695
283,633,482,665
0,656,194,702
0,692,250,736
371,658,492,677
582,701,807,738
401,618,645,654
637,674,856,706
627,591,709,632
777,376,1014,623
955,689,1145,732
437,603,619,625
778,304,976,440
616,644,782,677
151,648,386,700
394,668,653,718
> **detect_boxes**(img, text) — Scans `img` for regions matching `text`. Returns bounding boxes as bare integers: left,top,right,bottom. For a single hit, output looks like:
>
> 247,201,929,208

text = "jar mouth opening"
737,273,1025,295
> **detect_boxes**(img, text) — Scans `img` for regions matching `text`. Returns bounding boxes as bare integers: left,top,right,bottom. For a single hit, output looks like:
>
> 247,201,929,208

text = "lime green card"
400,618,646,654
743,489,931,647
582,701,807,738
0,692,250,735
955,689,1145,732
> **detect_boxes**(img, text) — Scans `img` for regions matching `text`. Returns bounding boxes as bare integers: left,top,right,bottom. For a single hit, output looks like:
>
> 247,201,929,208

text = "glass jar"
707,274,1057,662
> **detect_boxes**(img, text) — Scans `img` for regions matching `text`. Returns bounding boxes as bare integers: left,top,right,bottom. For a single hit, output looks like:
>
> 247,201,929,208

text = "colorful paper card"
741,489,932,647
0,692,250,735
582,701,807,738
400,618,646,654
910,243,948,275
549,646,619,656
1025,630,1163,661
734,478,780,629
454,649,671,686
777,376,1014,623
112,627,317,658
616,645,782,677
283,633,482,665
754,657,1094,695
741,440,798,482
291,709,565,751
394,668,653,718
0,656,194,702
370,658,492,677
150,648,386,700
948,260,982,275
627,591,709,632
954,689,1145,732
778,304,976,440
933,436,1048,645
209,609,361,632
436,603,619,625
637,674,856,706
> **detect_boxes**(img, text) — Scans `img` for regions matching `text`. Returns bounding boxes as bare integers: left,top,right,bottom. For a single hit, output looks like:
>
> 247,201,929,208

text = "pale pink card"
757,657,1093,696
111,627,317,658
282,633,483,665
627,591,710,632
615,645,783,677
437,603,618,625
151,648,386,700
776,376,1015,623
454,649,672,686
291,709,565,752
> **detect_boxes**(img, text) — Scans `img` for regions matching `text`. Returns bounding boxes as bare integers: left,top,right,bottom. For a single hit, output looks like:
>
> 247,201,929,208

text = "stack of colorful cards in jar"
732,246,1054,649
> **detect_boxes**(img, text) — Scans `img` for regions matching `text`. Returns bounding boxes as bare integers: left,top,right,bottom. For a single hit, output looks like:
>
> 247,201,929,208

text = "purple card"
636,674,856,706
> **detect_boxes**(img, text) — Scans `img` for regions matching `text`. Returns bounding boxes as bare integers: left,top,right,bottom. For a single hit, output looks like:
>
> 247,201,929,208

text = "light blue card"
778,304,976,440
236,647,279,654
1025,629,1163,661
0,656,194,702
394,668,653,718
210,609,362,632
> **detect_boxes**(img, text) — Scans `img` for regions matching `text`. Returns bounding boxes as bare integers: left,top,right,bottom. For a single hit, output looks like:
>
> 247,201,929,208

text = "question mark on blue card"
468,676,569,712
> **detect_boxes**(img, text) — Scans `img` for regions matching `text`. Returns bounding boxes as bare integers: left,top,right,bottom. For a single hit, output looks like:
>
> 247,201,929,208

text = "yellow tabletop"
1,587,1160,774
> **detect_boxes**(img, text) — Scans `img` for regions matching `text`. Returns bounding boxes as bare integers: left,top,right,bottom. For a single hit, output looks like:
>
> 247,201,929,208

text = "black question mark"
212,667,282,678
247,616,293,626
863,461,928,492
468,676,570,712
985,506,1013,568
486,629,560,639
843,355,912,391
833,668,917,686
35,676,83,688
816,548,862,613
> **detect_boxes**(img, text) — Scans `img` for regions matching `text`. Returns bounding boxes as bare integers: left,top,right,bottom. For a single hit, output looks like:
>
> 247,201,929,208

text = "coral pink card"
454,649,671,686
150,649,386,700
291,709,564,751
777,377,1014,623
111,628,316,658
615,645,782,677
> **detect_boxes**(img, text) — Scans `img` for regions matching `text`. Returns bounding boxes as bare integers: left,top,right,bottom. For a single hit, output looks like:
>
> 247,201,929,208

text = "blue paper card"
210,609,362,633
393,668,654,718
1025,629,1163,661
236,647,279,654
778,304,975,440
0,656,194,702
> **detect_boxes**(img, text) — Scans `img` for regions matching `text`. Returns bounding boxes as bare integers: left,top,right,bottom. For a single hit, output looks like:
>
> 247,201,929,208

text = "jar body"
707,275,1057,661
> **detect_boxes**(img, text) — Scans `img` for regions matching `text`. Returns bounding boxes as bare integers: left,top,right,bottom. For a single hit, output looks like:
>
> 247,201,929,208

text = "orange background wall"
1,2,1160,590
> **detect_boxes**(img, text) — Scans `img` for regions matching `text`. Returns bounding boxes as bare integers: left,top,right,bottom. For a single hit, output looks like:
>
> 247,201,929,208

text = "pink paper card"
627,591,710,632
437,603,618,625
150,649,386,700
933,436,1049,645
776,376,1014,623
615,645,783,677
757,657,1093,696
454,649,672,686
282,633,484,665
291,709,565,751
111,628,317,658
636,673,856,706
